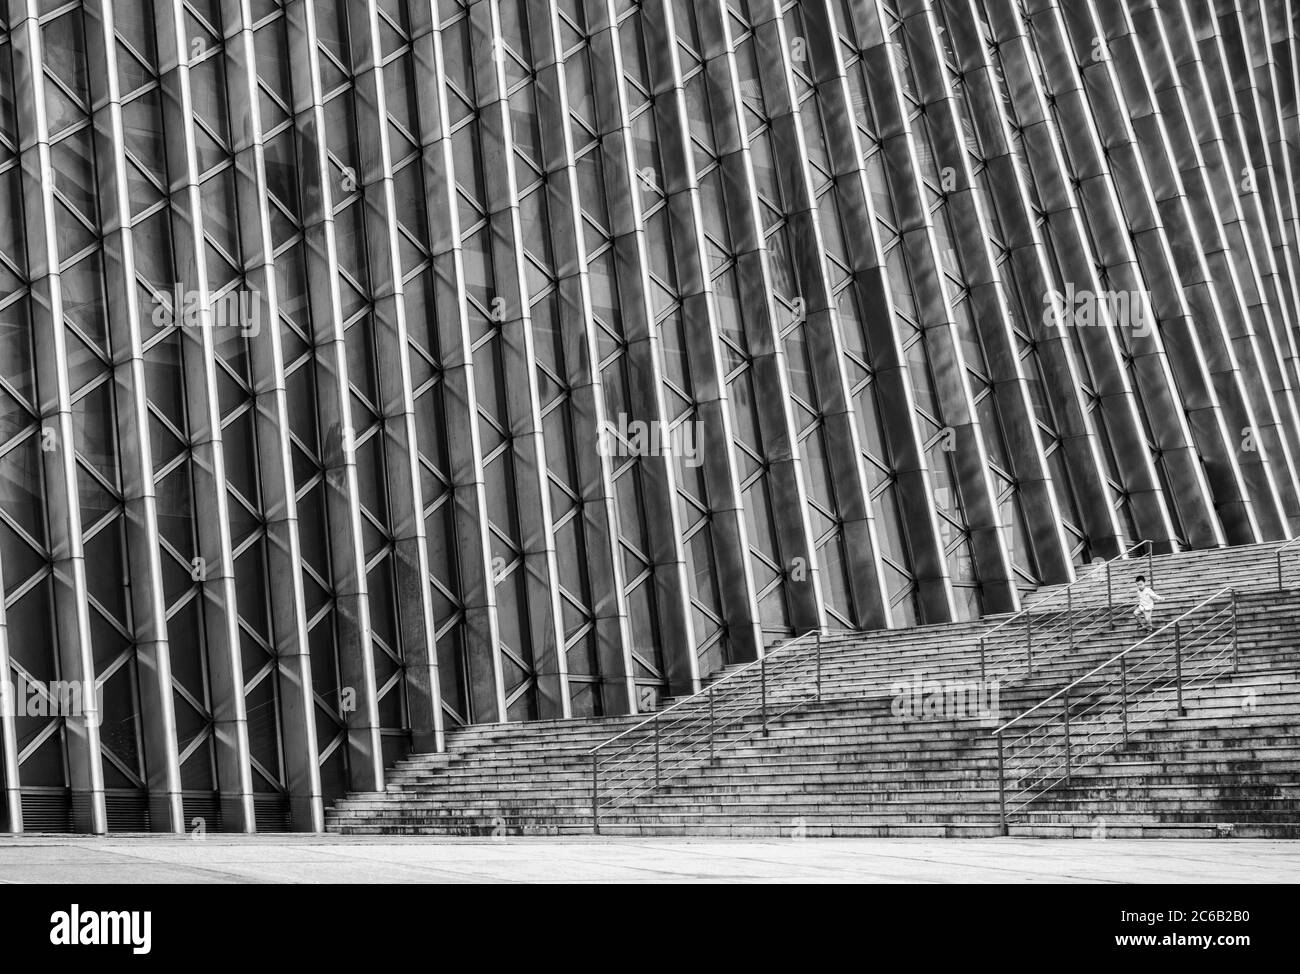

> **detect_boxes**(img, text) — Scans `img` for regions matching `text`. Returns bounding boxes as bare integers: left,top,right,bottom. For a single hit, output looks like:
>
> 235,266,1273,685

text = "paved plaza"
0,836,1295,883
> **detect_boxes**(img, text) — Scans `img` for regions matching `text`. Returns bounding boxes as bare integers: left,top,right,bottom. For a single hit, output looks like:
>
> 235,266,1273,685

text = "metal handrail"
976,539,1154,680
996,619,1235,819
591,628,821,755
991,585,1239,831
1276,536,1300,588
992,585,1234,737
589,627,837,832
989,538,1154,637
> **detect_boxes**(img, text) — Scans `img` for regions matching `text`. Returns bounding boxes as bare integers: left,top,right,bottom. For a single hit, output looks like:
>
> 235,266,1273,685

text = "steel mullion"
283,0,385,791
1116,0,1300,532
908,0,1080,591
471,0,570,717
861,0,1041,612
152,0,258,832
1246,0,1300,301
1156,0,1300,509
945,0,1124,576
11,1,108,835
641,0,764,661
803,1,956,620
991,0,1183,550
939,0,1124,559
902,0,1077,585
1187,0,1300,399
523,0,636,713
834,1,973,620
587,0,698,695
694,2,827,633
408,0,501,731
1114,0,1297,537
1283,0,1300,275
1058,0,1278,542
85,0,185,833
1214,0,1300,346
346,0,445,757
744,0,894,625
220,0,325,830
0,559,20,830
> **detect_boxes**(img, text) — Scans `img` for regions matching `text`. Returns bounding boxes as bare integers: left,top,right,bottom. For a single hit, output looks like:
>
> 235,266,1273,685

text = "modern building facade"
0,0,1296,833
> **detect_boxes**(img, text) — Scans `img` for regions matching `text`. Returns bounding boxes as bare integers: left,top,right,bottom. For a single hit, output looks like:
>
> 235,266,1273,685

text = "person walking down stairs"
1133,575,1165,633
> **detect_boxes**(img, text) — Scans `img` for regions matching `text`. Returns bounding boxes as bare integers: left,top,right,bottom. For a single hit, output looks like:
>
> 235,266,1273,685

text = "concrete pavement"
0,836,1296,883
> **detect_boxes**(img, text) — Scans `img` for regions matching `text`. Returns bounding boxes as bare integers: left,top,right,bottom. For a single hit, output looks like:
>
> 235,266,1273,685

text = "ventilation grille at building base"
21,789,72,833
104,790,150,832
253,794,292,833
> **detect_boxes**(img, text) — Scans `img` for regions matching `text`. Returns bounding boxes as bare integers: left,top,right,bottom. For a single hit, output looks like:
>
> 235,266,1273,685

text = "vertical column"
0,12,19,833
84,0,185,832
1156,0,1300,517
1244,0,1300,298
894,0,1075,584
804,0,955,620
744,0,894,622
408,1,501,735
469,0,569,716
1186,0,1300,398
346,0,444,755
693,3,827,631
220,0,323,829
526,0,637,711
1110,0,1300,532
642,0,764,659
10,1,107,834
1282,0,1300,262
1055,0,1274,542
283,0,384,789
153,0,258,830
866,0,1022,610
0,568,21,830
588,0,697,692
991,0,1182,550
1213,0,1300,341
940,0,1124,559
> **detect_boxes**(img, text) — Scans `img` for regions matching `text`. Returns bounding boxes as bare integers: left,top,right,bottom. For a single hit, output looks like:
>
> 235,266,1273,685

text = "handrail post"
1106,559,1113,629
1174,621,1184,715
591,753,599,835
985,585,1232,828
760,652,769,737
1062,690,1072,782
653,716,660,787
995,732,1008,835
815,629,823,703
1230,589,1239,673
978,636,986,683
1119,652,1129,744
1025,614,1033,675
708,686,715,763
1067,586,1074,651
1277,549,1283,590
1146,541,1153,586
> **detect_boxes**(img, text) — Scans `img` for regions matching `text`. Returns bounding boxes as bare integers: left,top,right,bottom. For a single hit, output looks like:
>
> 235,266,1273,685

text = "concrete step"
327,541,1300,838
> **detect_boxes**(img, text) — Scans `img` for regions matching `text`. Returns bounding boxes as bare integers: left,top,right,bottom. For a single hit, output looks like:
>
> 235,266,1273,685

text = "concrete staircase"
325,542,1300,838
1006,631,1300,838
1021,539,1291,610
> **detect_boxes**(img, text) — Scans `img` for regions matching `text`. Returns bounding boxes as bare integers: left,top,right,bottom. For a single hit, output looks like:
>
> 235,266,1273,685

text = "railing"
990,586,1238,832
589,627,836,833
977,539,1155,682
1276,536,1300,589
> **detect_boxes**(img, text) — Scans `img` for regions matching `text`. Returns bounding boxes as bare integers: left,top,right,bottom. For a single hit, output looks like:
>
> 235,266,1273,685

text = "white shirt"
1137,586,1164,611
